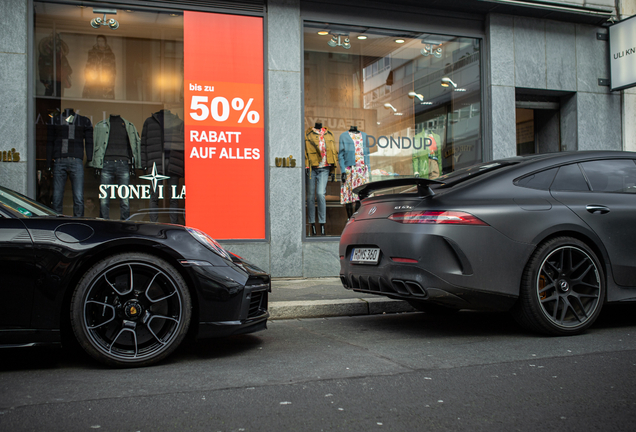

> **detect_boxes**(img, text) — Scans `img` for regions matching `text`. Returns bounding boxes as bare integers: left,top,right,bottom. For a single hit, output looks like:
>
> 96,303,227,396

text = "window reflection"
304,23,482,236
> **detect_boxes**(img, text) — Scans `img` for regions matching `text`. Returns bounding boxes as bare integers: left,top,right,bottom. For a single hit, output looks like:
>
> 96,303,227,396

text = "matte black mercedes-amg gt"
340,151,636,336
0,186,269,367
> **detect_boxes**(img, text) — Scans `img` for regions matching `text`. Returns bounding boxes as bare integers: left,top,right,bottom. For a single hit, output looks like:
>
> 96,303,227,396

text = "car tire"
407,300,459,315
514,237,605,336
70,252,192,367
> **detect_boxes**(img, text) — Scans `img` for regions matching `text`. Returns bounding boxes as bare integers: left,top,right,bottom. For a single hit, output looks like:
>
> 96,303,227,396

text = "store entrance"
515,101,561,155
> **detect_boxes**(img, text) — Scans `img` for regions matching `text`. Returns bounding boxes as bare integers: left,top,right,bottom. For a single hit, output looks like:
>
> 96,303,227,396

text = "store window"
303,23,482,237
33,3,265,240
35,3,185,223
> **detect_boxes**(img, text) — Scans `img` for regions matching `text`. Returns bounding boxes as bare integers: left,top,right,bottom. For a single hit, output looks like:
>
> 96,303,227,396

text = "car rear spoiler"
354,178,444,200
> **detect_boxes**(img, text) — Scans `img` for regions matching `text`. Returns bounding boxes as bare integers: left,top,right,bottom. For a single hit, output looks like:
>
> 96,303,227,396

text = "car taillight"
388,210,488,225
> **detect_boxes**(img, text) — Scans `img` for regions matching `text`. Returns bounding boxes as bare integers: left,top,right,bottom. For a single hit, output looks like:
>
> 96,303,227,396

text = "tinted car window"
516,168,558,190
551,164,590,192
0,187,58,217
580,159,636,193
437,161,519,186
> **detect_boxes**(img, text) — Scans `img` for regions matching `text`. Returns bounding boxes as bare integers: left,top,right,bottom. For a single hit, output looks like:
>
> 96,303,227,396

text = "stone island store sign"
610,14,636,91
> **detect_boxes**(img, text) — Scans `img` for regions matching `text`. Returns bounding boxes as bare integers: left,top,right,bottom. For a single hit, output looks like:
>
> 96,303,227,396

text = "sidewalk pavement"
269,277,415,320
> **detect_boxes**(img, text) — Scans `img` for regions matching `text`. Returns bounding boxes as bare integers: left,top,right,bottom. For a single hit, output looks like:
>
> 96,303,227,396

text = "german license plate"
350,247,380,264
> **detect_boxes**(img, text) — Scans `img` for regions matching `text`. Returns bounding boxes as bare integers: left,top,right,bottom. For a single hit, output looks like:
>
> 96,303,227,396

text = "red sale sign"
184,12,265,239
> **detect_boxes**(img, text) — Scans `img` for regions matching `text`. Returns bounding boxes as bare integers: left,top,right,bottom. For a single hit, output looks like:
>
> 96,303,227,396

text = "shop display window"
34,3,186,223
303,23,482,237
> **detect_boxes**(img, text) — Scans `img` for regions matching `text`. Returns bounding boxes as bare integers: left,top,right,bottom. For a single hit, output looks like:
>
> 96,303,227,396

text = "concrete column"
618,0,636,152
267,0,303,277
0,0,28,194
486,14,516,160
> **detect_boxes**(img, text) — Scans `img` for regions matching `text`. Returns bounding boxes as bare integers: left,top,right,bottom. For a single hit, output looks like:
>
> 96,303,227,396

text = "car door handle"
586,205,610,214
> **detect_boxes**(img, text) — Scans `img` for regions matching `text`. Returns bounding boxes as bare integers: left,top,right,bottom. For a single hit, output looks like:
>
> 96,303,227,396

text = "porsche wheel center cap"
124,300,143,319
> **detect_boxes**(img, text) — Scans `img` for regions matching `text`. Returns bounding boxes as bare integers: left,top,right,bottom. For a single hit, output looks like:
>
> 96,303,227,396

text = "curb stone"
269,298,416,320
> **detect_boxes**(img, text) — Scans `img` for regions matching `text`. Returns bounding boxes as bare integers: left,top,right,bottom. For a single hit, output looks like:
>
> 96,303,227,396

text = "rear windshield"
389,160,521,195
437,160,519,186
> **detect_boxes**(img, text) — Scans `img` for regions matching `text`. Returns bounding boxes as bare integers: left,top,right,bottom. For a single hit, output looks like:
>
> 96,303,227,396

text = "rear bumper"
340,266,516,311
339,218,533,310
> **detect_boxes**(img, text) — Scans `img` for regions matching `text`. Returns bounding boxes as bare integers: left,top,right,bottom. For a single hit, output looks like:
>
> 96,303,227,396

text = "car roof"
435,151,636,189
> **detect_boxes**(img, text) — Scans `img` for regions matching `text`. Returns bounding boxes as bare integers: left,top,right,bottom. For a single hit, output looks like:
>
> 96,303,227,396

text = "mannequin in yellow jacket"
305,123,338,236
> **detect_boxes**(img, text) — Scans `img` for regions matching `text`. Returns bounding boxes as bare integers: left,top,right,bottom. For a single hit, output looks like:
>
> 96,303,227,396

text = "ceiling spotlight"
383,103,403,115
408,92,433,105
408,91,424,102
357,35,368,40
318,31,329,36
90,8,119,30
327,34,351,50
395,39,405,44
441,77,457,88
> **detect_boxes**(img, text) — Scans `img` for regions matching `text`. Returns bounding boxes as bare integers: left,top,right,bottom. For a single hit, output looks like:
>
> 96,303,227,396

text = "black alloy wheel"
71,252,191,367
514,237,604,336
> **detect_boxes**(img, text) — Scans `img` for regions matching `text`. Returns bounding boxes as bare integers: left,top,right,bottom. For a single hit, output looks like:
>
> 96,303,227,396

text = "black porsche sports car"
0,186,269,367
340,151,636,336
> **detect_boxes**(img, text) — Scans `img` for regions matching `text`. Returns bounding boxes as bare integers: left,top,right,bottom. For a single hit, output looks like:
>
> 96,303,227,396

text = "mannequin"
412,129,442,179
339,126,370,219
89,114,141,220
46,108,93,216
305,122,338,235
141,109,185,224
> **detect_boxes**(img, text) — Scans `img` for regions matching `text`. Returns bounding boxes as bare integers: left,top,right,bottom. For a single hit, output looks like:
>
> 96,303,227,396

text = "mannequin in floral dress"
338,126,370,219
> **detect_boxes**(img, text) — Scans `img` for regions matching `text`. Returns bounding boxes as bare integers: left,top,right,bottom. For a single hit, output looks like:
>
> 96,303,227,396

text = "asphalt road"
1,306,635,432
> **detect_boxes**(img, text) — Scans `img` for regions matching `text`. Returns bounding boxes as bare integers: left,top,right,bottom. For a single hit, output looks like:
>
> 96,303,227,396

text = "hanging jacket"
338,131,370,169
82,42,116,99
89,116,141,169
46,109,93,168
305,127,338,169
140,110,185,177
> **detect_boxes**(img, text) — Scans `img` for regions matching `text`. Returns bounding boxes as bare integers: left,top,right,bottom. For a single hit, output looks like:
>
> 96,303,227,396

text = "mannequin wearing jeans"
91,115,141,220
305,123,338,235
306,166,330,234
90,114,141,220
47,108,93,216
